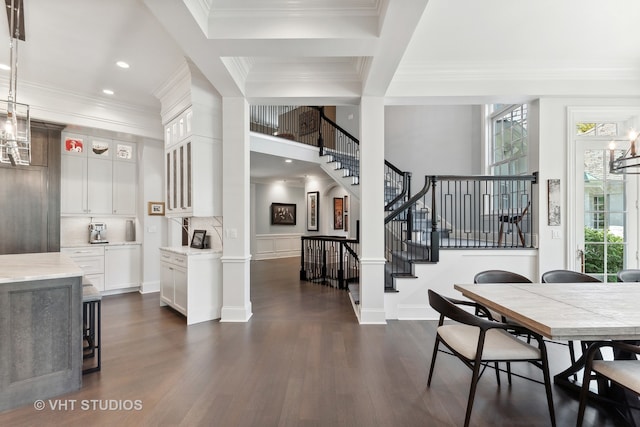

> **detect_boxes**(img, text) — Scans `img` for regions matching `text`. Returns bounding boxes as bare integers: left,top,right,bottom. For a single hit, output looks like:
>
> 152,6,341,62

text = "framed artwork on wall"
271,203,296,225
333,197,343,230
344,214,349,232
306,191,319,231
148,201,165,216
343,195,349,213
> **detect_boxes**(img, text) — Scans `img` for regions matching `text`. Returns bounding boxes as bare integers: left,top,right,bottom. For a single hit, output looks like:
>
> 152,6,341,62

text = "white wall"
384,105,482,186
140,138,167,293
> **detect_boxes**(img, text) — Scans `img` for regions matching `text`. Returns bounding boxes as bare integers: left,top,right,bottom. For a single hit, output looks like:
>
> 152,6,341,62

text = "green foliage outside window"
584,227,624,282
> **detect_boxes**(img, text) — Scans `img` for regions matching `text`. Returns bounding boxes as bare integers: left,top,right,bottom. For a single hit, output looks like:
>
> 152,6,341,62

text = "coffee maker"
89,222,108,244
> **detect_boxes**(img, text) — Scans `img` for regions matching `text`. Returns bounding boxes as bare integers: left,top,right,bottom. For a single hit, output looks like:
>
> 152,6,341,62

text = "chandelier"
609,130,640,175
0,0,30,166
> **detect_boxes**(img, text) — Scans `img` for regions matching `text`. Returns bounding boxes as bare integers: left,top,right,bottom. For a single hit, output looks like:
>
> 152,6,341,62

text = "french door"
575,140,639,282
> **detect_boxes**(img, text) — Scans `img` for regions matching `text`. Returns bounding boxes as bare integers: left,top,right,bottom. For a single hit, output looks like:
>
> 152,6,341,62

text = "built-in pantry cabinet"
164,106,219,217
61,132,137,215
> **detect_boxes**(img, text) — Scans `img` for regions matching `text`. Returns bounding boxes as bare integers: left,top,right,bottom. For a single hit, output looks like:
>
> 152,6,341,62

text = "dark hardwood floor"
0,257,627,426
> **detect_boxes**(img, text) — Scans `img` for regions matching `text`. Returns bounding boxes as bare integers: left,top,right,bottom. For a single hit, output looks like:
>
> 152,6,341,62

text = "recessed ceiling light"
285,159,292,163
102,89,114,95
116,61,130,69
0,64,10,71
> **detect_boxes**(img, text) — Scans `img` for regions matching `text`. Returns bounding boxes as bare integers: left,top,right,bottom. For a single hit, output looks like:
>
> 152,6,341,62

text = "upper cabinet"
61,132,137,216
164,106,220,217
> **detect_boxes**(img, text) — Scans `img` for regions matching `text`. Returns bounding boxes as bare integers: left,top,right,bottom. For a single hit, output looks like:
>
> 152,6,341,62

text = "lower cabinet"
61,246,105,291
159,248,222,325
104,244,141,291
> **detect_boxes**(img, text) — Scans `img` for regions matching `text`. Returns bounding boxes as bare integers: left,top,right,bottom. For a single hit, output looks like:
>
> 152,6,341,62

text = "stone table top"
454,282,640,341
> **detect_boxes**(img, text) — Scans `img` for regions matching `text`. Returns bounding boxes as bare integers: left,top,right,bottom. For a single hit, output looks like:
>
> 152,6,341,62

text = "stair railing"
384,173,538,290
300,236,360,290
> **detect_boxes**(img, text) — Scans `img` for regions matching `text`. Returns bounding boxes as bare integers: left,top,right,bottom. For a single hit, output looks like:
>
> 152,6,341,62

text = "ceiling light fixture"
609,129,640,174
116,61,130,69
0,0,30,166
285,159,292,163
102,89,114,95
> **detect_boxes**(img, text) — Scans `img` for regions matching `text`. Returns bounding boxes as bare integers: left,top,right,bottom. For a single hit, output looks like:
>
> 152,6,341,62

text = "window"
592,195,605,229
489,104,528,176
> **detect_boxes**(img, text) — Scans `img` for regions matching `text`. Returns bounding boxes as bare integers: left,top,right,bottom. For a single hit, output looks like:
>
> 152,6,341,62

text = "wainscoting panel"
254,234,301,260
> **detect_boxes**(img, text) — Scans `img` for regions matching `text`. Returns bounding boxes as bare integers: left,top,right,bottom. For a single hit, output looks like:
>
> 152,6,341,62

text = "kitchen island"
0,252,84,412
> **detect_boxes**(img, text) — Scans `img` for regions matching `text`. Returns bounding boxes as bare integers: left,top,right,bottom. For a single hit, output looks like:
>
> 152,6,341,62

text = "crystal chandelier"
0,0,30,166
609,130,640,175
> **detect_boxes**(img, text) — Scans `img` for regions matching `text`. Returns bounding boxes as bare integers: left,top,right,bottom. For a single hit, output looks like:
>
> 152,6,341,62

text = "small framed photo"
190,230,207,249
148,201,165,216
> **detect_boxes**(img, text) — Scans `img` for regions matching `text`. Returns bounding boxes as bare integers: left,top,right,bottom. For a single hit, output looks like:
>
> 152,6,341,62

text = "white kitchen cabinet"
61,154,88,214
87,157,113,215
159,248,222,325
164,106,219,218
61,132,137,216
61,246,105,291
104,244,140,291
113,160,137,215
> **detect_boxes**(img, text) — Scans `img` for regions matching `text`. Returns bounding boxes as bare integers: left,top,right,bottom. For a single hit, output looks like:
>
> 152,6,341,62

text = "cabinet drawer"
62,246,105,257
160,251,187,267
71,256,104,275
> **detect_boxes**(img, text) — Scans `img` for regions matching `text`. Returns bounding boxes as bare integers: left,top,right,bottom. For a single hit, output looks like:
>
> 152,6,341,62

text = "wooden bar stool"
82,282,102,374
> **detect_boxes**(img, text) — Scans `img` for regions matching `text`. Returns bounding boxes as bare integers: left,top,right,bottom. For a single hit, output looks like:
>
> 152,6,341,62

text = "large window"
489,104,528,176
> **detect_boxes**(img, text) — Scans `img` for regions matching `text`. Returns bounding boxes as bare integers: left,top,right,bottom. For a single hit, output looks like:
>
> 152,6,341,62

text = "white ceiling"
0,0,638,182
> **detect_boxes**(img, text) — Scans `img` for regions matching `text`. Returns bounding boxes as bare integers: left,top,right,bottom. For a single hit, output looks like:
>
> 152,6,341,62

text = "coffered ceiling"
1,0,637,119
0,0,637,181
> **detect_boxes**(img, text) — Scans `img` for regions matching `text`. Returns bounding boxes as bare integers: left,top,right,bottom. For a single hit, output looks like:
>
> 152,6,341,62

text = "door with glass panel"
575,123,639,282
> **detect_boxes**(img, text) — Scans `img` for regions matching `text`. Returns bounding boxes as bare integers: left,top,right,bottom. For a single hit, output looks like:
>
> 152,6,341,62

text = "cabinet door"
160,262,174,305
87,157,113,214
173,267,188,314
61,154,88,214
113,161,136,215
104,245,140,290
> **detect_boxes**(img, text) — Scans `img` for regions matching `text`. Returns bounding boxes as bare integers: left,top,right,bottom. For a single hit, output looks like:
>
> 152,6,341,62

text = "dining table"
453,282,640,395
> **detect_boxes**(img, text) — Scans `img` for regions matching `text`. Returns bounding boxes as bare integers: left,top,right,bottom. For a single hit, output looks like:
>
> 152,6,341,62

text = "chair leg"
515,224,525,246
540,344,557,427
427,336,441,387
464,360,483,427
494,362,501,386
506,361,512,385
576,361,593,427
498,222,505,246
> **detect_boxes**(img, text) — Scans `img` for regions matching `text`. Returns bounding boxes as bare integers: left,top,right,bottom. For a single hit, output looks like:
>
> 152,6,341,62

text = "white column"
220,97,252,322
358,97,386,324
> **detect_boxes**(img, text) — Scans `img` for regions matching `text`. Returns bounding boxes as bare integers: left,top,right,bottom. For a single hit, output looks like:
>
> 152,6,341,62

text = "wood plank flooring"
0,257,629,426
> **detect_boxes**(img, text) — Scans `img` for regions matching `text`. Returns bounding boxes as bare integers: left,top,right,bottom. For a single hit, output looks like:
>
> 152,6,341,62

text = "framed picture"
344,214,349,232
306,191,319,231
190,229,207,249
548,179,561,226
333,197,343,230
343,195,349,213
148,201,165,216
271,203,296,225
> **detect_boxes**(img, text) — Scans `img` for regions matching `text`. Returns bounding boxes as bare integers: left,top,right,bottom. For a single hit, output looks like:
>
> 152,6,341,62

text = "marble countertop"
61,241,141,248
160,246,222,256
0,252,83,284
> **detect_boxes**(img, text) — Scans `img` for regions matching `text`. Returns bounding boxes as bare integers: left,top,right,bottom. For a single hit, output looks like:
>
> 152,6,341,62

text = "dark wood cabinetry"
0,121,63,254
